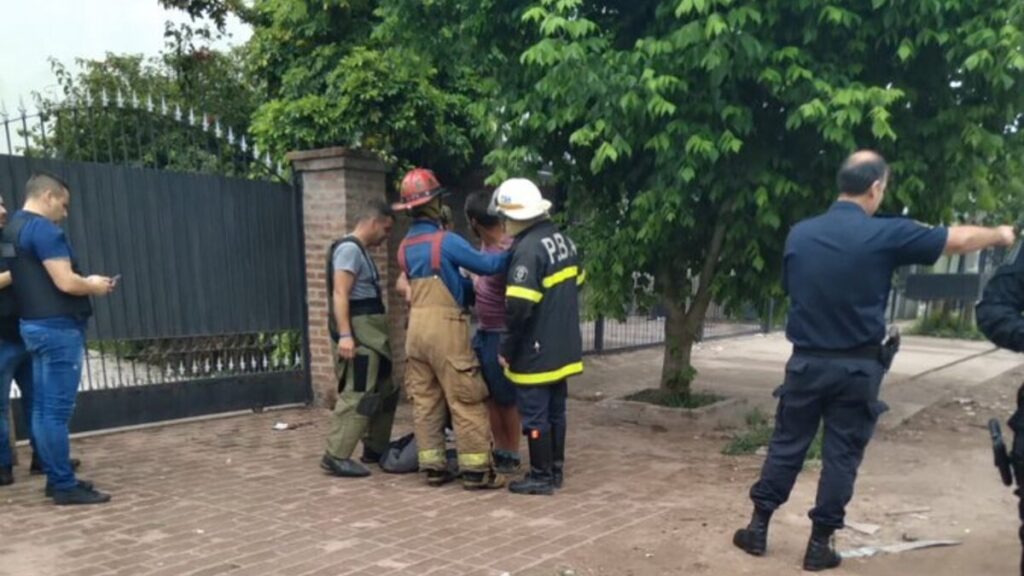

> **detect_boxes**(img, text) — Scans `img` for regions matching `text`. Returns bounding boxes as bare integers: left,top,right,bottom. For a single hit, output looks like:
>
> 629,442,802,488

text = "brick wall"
287,147,400,408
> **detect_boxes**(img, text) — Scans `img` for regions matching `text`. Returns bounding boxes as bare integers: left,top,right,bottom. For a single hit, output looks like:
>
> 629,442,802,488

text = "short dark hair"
25,172,69,200
359,200,394,223
836,152,889,196
465,191,500,229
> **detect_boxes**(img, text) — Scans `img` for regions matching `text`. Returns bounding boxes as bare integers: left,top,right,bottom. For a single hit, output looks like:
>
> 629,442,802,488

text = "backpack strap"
329,236,381,297
399,232,447,276
429,232,444,274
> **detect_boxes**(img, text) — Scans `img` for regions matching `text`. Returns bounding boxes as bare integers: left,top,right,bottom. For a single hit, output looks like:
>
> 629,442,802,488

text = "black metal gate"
1,153,309,434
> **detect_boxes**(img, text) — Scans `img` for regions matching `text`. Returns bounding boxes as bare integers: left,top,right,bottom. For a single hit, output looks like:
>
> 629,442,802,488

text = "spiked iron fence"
1,90,283,181
2,91,309,434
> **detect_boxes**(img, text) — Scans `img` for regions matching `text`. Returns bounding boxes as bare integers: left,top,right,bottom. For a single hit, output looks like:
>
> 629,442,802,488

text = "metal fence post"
762,299,775,334
292,170,314,405
594,315,605,353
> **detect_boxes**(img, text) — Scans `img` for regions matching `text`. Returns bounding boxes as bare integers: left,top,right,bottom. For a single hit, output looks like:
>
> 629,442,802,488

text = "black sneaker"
52,485,111,506
493,451,521,475
45,479,95,497
320,454,371,478
0,466,12,486
360,447,383,465
30,456,81,475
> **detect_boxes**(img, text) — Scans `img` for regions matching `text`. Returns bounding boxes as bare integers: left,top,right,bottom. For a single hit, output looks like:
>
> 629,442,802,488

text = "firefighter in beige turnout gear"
393,168,510,489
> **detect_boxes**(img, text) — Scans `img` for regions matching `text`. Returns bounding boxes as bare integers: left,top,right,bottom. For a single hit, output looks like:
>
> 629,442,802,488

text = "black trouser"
516,380,567,434
749,354,887,529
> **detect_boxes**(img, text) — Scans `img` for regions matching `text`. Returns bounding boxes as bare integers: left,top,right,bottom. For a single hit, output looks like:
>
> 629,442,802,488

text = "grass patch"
722,408,773,455
723,408,823,465
908,309,984,340
623,388,723,409
86,340,145,359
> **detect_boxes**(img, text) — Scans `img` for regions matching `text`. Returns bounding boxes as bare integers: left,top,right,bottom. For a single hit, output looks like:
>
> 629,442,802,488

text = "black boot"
425,468,457,487
803,524,842,571
509,431,555,496
733,508,772,556
551,423,566,489
461,469,507,490
0,466,12,486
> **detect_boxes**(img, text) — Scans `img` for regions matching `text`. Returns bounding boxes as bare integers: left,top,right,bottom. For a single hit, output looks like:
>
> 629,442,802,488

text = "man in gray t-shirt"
321,201,398,479
332,242,380,301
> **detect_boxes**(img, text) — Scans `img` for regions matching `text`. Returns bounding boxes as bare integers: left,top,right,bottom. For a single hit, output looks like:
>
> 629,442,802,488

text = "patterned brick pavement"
0,401,751,576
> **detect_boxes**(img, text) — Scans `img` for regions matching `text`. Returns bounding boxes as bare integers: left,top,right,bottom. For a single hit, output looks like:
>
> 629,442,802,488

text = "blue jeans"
472,330,517,407
0,340,34,468
21,323,85,490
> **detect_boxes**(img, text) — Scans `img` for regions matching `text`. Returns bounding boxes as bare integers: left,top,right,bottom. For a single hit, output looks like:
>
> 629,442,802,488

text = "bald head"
837,151,889,196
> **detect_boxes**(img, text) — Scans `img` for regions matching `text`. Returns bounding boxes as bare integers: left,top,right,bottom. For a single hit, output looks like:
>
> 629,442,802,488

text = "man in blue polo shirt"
3,173,116,505
732,151,1015,571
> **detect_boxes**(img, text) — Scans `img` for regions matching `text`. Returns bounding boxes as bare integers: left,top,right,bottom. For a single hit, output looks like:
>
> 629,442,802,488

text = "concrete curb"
592,396,750,429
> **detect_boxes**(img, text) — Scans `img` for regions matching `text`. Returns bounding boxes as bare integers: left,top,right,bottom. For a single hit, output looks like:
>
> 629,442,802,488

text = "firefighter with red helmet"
393,168,509,489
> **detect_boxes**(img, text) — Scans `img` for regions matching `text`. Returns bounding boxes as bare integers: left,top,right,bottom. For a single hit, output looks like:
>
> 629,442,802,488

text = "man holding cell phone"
2,172,117,505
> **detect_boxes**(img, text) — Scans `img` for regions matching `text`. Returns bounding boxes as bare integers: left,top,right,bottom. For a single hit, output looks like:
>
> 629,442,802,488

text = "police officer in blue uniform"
733,150,1015,571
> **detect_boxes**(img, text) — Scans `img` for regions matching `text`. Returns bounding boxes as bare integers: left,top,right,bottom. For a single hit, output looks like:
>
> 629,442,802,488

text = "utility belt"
794,328,901,371
350,297,385,317
330,298,385,342
793,345,880,360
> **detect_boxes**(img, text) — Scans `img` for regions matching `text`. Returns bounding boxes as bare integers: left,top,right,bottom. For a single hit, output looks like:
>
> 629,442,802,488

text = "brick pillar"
287,147,403,408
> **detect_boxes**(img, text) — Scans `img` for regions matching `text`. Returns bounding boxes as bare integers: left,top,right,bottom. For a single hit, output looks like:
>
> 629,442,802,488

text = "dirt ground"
543,369,1024,576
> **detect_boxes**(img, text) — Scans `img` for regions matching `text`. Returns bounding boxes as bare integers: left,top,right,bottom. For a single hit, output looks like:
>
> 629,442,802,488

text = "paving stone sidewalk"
0,400,714,576
3,334,1019,576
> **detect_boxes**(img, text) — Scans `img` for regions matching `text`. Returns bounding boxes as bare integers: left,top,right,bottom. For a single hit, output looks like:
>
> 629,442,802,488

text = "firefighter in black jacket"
978,243,1024,351
494,178,584,496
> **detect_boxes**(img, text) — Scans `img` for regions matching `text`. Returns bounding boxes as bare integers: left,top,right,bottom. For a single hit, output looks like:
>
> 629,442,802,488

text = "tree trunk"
659,213,730,396
660,297,700,395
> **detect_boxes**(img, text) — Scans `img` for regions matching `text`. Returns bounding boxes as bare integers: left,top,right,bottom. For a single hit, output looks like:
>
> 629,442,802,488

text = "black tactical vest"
0,239,19,341
326,236,384,341
2,211,92,322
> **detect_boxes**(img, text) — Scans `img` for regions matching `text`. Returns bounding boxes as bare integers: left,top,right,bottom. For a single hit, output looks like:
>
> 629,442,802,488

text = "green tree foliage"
227,0,492,179
27,23,262,177
482,0,1024,395
169,0,1024,396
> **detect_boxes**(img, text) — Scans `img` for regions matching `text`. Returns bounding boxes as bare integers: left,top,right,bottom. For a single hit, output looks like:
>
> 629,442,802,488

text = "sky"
0,0,251,115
